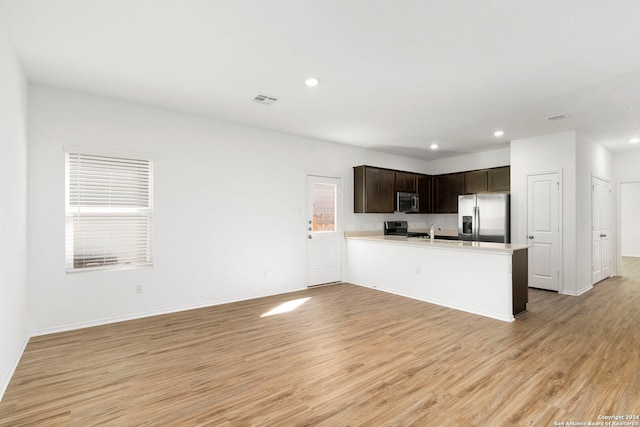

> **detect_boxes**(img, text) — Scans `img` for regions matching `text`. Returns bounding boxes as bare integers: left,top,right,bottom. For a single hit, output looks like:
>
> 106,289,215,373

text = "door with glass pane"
307,175,342,286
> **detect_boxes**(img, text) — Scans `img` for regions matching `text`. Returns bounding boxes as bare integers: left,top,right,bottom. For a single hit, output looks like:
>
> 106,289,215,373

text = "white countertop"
344,234,531,254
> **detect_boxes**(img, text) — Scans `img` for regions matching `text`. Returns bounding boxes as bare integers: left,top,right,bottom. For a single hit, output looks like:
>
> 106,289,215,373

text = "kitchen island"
345,234,530,322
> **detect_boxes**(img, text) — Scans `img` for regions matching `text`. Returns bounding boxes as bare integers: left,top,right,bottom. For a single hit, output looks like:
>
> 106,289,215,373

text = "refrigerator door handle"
473,206,480,241
471,206,478,240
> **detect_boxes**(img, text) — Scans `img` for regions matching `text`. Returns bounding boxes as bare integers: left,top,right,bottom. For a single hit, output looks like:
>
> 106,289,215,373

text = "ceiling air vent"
547,114,571,122
253,94,278,105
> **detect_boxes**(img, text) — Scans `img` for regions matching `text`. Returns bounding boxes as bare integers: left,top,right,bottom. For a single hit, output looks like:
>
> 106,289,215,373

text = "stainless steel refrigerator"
458,193,510,243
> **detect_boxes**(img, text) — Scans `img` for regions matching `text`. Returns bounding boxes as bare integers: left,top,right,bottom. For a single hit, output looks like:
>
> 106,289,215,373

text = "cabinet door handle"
528,235,534,239
600,234,606,238
308,234,313,239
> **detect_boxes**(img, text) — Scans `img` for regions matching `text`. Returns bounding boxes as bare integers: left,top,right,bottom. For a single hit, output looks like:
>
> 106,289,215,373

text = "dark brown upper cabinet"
353,166,396,213
489,166,510,192
417,175,432,213
464,166,510,194
464,170,489,193
395,172,417,193
433,173,464,213
450,173,465,211
353,164,509,215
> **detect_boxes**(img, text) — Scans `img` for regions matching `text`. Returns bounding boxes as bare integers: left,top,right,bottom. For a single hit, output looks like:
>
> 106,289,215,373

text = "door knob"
528,235,534,239
308,235,313,239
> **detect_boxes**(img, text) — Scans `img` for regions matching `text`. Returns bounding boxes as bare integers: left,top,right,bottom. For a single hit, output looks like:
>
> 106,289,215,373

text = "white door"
527,172,561,291
307,175,342,286
592,176,612,284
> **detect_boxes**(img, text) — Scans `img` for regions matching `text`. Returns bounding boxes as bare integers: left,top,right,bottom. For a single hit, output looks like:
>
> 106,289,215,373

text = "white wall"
576,132,613,291
612,149,640,182
511,130,613,296
28,85,436,333
613,149,640,261
0,18,29,401
424,147,510,175
620,183,640,257
511,131,577,294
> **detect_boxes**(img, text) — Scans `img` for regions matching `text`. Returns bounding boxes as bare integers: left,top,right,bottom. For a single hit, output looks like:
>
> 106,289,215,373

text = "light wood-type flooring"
2,259,640,426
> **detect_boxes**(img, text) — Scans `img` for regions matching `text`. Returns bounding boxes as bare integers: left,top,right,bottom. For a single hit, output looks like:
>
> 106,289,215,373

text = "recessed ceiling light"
630,138,640,144
305,77,320,87
430,143,439,150
494,130,504,137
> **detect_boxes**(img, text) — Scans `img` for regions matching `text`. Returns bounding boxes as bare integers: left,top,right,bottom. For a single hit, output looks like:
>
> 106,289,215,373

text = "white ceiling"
3,0,640,160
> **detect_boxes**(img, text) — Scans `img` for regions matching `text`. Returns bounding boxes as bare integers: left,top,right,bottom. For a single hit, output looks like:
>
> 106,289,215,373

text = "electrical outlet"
416,267,421,275
136,284,143,294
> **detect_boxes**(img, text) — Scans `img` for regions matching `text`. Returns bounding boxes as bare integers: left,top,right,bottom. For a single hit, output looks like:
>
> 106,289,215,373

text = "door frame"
306,174,343,287
526,170,564,293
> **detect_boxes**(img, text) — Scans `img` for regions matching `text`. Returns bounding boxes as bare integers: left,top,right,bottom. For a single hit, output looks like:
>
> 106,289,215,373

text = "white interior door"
527,172,561,291
592,176,611,284
307,175,342,286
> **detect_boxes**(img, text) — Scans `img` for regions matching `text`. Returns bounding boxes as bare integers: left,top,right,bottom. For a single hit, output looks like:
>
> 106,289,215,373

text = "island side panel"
345,239,515,322
512,248,529,316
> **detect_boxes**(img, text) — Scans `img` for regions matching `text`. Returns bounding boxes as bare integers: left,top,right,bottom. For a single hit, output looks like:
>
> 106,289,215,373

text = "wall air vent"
547,114,571,122
253,94,278,105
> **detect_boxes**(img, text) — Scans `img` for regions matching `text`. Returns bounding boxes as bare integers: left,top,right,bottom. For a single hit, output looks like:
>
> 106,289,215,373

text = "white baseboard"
30,286,305,337
0,334,29,403
560,285,593,297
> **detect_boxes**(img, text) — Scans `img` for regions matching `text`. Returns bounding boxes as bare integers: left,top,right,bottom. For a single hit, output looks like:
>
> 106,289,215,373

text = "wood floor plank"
2,258,640,425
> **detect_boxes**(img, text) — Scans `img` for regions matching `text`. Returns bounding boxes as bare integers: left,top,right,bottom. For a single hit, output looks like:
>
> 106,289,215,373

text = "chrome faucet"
430,224,441,242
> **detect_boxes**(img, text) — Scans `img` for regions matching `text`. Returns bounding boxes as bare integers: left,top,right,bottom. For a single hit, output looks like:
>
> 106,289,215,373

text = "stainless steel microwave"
396,192,419,213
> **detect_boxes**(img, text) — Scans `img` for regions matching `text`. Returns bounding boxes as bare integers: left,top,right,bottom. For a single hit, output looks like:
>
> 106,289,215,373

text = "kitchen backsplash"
346,213,457,232
424,214,458,230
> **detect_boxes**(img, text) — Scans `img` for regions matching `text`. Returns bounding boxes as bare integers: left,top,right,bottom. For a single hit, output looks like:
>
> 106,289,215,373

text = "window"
65,148,153,272
312,183,336,232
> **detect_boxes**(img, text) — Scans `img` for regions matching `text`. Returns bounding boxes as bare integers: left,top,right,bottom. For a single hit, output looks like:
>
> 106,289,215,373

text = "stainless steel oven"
384,221,429,238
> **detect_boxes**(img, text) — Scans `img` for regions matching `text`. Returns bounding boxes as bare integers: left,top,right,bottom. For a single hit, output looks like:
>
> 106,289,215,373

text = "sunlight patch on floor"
261,297,311,317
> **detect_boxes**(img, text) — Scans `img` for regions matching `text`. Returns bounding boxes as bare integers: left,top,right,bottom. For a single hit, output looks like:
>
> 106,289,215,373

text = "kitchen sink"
434,235,459,241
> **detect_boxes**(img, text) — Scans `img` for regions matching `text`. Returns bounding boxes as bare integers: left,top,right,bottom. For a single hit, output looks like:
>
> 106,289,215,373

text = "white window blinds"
65,150,153,272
